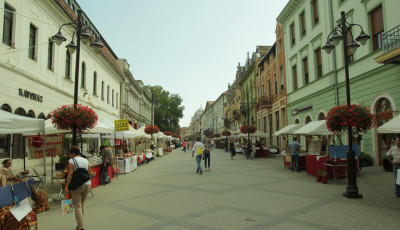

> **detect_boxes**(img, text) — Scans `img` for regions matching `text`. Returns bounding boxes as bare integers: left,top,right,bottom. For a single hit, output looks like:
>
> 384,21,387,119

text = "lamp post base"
343,186,363,199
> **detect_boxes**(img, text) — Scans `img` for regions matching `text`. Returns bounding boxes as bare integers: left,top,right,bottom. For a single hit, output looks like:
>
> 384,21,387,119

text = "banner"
26,135,65,159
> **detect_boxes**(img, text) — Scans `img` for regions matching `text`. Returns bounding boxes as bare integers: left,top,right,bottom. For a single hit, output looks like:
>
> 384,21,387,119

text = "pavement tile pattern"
38,148,399,230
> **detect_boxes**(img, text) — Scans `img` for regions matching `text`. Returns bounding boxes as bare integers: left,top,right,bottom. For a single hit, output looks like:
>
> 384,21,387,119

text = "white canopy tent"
0,110,47,187
0,110,45,135
273,124,302,136
250,130,269,138
377,114,400,133
293,120,333,135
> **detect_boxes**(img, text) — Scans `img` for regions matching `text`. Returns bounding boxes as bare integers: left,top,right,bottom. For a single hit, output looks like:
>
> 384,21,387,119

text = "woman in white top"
65,146,93,230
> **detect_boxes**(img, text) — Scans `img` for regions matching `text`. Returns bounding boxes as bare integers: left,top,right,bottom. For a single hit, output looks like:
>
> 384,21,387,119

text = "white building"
0,0,124,166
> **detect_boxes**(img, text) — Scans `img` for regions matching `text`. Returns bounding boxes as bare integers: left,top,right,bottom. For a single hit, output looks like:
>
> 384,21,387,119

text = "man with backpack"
192,137,205,175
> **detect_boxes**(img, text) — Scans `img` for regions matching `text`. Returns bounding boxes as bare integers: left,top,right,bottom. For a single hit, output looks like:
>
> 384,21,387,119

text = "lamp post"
322,11,369,198
241,91,255,159
52,9,103,145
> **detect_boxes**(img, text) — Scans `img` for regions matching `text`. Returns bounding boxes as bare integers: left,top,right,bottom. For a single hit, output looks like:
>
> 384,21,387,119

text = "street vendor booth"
250,130,270,157
273,123,303,168
293,120,360,181
377,114,400,171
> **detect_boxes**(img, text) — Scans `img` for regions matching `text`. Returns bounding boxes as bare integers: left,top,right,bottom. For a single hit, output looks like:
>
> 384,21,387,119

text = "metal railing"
382,25,400,54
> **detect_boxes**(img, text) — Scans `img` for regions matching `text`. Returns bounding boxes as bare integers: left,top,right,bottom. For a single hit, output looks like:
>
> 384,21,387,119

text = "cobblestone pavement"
37,148,399,230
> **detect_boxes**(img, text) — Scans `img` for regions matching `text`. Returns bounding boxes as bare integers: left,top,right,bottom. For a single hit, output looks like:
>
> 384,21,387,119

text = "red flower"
145,125,160,134
221,130,231,136
50,104,98,133
240,125,257,134
326,104,376,134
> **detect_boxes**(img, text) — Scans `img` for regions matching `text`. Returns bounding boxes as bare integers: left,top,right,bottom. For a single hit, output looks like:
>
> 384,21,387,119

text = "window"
81,62,86,88
346,27,354,63
274,73,278,96
93,72,97,95
107,85,110,103
65,50,71,79
312,0,319,25
268,79,271,98
47,39,54,70
290,23,295,46
116,93,118,109
300,12,306,36
280,66,284,90
315,48,322,78
3,3,14,46
28,24,37,60
303,57,309,85
263,116,267,133
260,63,264,72
101,81,104,100
262,84,265,97
275,111,280,141
370,5,383,50
293,65,298,90
112,89,114,106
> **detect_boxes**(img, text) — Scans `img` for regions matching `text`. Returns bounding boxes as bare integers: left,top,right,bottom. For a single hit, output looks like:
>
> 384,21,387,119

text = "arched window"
27,110,35,118
1,104,12,112
93,72,97,95
294,119,300,124
38,113,46,119
81,62,86,88
317,112,326,120
305,116,312,124
65,50,71,79
14,107,26,116
376,98,393,165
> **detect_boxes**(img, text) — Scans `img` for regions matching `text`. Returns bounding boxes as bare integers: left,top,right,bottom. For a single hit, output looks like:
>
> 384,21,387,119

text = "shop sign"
18,88,43,102
26,135,64,159
292,105,313,116
114,119,129,131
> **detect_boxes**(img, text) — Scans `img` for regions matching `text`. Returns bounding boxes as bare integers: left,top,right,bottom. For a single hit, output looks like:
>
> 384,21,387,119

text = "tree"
149,85,184,134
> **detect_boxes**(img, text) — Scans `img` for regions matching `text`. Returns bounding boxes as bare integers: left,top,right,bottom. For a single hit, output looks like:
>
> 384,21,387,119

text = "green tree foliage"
150,85,184,134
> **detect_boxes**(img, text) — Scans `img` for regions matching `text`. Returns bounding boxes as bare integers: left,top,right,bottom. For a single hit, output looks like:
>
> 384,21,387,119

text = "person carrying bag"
65,146,93,230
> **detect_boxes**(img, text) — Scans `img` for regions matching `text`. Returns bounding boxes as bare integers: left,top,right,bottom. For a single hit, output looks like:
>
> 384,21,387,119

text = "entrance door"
376,98,393,165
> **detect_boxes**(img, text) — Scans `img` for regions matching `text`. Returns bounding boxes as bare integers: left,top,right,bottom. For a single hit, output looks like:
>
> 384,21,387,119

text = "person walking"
182,140,187,153
289,137,302,172
386,138,400,198
100,145,111,185
229,139,236,160
192,137,205,175
204,139,214,171
65,146,93,230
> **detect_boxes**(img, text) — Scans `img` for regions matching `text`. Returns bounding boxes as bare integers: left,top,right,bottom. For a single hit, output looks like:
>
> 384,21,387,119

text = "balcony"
375,25,400,65
232,109,241,121
258,96,272,107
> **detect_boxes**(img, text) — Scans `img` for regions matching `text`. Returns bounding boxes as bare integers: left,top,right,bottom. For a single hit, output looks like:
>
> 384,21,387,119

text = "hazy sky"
78,0,289,127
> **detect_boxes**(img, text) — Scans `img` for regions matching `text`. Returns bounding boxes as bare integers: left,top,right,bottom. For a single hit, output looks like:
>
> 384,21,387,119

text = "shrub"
360,152,374,167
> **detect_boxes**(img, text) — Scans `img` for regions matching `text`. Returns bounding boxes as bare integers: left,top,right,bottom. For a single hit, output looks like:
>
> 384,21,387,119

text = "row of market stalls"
0,110,178,202
273,118,400,181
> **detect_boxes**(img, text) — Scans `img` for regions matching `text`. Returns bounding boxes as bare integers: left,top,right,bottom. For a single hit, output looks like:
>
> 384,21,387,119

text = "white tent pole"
43,131,46,190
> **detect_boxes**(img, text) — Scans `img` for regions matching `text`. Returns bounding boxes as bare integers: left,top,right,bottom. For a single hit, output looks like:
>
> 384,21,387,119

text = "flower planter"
316,176,321,182
321,177,328,184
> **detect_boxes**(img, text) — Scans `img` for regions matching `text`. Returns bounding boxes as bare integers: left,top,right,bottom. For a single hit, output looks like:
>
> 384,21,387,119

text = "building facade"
278,0,400,164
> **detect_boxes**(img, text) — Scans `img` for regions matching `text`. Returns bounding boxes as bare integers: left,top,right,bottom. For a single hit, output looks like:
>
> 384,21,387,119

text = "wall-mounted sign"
18,88,43,103
291,105,313,116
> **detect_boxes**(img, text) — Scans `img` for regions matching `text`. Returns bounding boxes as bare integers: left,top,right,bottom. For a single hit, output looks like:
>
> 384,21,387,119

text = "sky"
78,0,289,127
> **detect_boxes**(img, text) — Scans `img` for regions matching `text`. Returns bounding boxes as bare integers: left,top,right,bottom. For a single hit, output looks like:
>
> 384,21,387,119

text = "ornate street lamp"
322,11,370,198
240,91,256,159
52,9,103,145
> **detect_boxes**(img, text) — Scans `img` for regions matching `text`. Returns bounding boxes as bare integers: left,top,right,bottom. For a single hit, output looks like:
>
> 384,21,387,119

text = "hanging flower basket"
163,131,172,136
172,133,180,138
214,134,221,138
50,104,98,133
221,130,231,136
32,134,44,148
326,104,376,134
144,125,160,134
240,125,257,134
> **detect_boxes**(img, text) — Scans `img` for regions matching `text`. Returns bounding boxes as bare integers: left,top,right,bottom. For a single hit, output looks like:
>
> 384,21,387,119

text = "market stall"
377,114,400,133
117,154,137,174
273,123,303,169
250,130,269,157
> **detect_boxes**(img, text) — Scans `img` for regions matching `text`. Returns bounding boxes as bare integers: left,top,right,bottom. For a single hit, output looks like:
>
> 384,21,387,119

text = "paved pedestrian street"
38,148,399,230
